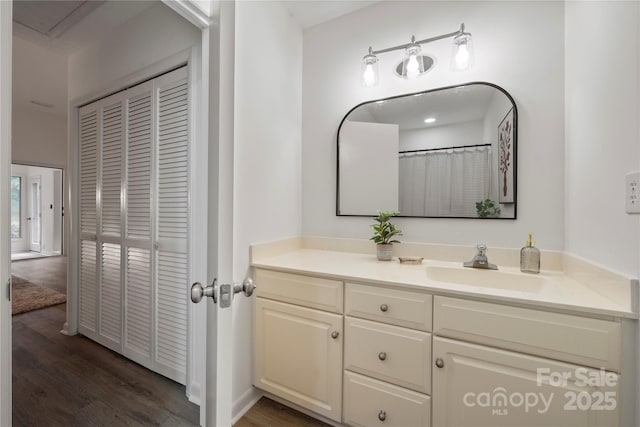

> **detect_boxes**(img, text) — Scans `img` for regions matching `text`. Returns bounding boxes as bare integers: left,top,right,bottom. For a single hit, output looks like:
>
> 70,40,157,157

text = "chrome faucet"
464,244,498,270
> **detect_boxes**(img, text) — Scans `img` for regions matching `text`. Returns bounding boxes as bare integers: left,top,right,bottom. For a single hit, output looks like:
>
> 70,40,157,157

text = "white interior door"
0,2,12,426
0,2,233,426
28,176,41,252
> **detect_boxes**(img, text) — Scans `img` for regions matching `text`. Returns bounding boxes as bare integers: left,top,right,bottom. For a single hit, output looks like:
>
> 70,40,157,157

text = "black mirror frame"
336,81,518,219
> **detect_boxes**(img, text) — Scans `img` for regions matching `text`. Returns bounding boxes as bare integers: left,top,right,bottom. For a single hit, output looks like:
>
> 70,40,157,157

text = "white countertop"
252,248,637,319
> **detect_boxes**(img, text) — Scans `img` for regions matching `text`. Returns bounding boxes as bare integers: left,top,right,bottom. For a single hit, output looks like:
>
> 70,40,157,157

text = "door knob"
191,279,217,303
233,278,256,297
191,277,256,308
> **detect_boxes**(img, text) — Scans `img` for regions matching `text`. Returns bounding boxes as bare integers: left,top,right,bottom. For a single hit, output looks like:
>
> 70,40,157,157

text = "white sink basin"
425,264,548,292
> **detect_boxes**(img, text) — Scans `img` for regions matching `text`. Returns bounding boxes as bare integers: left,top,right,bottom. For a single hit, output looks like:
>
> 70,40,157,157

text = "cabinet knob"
379,303,389,312
378,352,387,361
331,330,340,339
435,357,445,368
378,410,386,421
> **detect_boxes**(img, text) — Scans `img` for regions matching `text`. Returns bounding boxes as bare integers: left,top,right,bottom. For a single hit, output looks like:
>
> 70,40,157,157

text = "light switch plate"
626,172,640,214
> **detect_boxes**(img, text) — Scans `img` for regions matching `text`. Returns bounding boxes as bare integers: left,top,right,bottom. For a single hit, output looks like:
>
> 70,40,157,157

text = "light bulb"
406,54,420,79
361,50,379,87
456,43,470,67
363,63,376,86
451,31,474,71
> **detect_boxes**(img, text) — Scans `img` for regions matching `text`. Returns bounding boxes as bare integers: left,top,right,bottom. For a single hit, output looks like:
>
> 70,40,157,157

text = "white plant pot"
376,243,393,261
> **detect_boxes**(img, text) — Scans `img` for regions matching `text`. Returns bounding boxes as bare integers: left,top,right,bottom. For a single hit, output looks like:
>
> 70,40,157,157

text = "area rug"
11,276,66,316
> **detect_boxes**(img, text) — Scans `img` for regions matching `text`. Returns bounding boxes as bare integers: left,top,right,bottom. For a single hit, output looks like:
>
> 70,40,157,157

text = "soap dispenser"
520,233,540,274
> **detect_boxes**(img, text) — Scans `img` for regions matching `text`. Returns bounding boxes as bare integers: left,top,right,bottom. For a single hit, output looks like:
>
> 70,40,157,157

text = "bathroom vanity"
251,238,637,427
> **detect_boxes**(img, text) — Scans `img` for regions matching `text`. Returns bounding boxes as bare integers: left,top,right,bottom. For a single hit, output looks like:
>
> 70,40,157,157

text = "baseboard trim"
187,382,201,406
232,387,262,424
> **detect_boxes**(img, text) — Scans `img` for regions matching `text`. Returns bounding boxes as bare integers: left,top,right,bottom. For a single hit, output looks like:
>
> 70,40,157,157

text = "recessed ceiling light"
424,117,436,124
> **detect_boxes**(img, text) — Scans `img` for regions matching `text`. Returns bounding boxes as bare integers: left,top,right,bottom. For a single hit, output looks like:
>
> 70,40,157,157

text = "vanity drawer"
345,283,432,331
433,296,622,371
345,317,431,394
255,269,343,313
344,371,431,427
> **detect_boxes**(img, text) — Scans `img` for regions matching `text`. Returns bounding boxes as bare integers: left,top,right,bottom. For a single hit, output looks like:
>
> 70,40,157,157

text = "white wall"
232,0,303,414
565,1,640,278
12,35,67,166
303,1,565,249
399,120,484,152
12,106,67,168
12,36,67,117
482,90,516,218
68,2,200,102
340,121,399,214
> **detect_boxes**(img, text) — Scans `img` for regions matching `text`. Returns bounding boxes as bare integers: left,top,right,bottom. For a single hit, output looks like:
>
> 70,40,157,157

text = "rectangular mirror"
337,82,517,219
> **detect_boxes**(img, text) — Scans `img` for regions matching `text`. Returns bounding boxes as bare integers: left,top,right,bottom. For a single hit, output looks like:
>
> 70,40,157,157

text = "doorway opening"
8,0,210,425
10,163,63,261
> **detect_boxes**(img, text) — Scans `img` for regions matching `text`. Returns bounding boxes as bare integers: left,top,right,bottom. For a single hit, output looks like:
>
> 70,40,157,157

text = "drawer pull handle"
435,358,445,368
378,352,387,361
380,304,389,312
331,331,340,339
378,410,386,421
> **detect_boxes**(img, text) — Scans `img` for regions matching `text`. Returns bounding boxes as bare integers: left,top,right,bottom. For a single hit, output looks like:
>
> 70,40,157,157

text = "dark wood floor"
11,256,324,426
12,256,67,294
12,303,200,426
235,398,330,427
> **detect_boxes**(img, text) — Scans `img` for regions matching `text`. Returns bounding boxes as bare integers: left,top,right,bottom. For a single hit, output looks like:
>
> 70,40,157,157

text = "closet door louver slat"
79,240,97,333
79,108,98,334
155,77,188,383
123,85,155,368
127,93,152,241
101,102,123,237
99,242,121,348
124,247,152,364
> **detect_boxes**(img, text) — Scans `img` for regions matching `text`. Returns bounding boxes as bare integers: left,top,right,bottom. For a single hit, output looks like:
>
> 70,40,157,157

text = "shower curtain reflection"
398,146,491,217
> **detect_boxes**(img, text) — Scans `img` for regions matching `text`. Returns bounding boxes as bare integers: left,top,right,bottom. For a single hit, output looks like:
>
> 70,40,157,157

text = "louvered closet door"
78,105,99,335
123,81,154,367
77,66,190,386
98,99,125,350
153,67,189,383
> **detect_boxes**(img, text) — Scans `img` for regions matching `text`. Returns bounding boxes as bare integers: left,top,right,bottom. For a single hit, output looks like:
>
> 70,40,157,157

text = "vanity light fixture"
361,23,474,86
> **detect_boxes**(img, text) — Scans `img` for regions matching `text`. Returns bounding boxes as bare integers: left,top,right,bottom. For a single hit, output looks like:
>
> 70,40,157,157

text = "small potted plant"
370,211,403,261
476,199,501,218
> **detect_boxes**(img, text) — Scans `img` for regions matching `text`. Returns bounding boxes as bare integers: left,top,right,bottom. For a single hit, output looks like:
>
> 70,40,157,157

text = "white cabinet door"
433,337,619,427
254,297,343,422
344,371,431,427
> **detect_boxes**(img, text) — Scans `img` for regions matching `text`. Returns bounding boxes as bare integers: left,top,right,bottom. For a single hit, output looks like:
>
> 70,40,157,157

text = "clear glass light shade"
451,33,474,71
402,44,425,79
361,53,379,87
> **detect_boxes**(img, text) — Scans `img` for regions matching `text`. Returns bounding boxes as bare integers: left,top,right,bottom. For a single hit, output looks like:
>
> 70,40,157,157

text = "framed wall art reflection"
498,108,514,203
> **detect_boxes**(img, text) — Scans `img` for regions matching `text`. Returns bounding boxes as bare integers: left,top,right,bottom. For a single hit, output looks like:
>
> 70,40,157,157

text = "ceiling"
13,0,158,54
12,0,382,117
347,85,498,130
13,0,105,40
